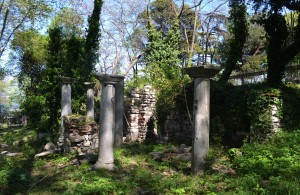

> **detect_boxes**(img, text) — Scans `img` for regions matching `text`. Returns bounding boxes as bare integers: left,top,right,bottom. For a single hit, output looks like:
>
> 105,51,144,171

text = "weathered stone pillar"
92,79,116,170
183,66,221,175
84,82,95,120
58,76,75,144
111,75,125,148
92,74,124,170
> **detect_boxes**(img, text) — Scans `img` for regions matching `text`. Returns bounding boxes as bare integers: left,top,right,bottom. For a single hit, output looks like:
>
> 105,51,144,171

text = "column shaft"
191,78,210,175
93,83,115,170
86,87,94,120
114,79,124,147
61,83,72,135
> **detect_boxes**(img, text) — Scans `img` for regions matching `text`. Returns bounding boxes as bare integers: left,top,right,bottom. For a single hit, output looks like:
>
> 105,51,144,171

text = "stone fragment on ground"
0,143,9,148
44,142,56,151
149,145,192,162
6,152,22,157
174,153,192,162
1,151,9,155
34,150,60,158
1,150,23,157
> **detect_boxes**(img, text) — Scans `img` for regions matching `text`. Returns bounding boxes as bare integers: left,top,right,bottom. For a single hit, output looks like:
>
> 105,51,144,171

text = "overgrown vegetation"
165,82,300,147
11,0,103,141
1,125,299,194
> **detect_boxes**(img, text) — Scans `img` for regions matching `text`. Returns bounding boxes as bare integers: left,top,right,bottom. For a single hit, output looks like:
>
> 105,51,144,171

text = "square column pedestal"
183,66,221,175
92,74,124,171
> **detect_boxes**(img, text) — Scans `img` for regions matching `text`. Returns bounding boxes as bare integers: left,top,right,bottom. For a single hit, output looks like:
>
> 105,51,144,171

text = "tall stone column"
92,80,116,170
183,66,221,175
58,76,75,144
192,78,210,174
92,74,124,170
84,82,95,120
111,75,125,148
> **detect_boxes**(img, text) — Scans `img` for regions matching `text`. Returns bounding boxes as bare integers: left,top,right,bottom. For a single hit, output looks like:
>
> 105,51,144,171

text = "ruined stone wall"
163,112,192,144
126,85,156,141
63,115,99,154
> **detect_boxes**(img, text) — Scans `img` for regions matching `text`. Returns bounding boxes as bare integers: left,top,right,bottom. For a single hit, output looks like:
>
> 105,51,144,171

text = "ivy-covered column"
183,66,221,175
58,76,75,147
84,82,95,120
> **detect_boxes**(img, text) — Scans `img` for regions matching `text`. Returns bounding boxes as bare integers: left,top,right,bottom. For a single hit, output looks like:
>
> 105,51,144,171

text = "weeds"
1,126,300,194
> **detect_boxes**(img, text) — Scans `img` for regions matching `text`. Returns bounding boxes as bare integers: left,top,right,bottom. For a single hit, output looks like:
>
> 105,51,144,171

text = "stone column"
92,80,116,170
58,76,75,144
92,74,124,170
111,75,125,148
84,82,95,120
183,66,221,175
192,78,210,174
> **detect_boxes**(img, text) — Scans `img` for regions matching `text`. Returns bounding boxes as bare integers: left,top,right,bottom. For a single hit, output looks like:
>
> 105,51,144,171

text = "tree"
0,0,52,59
99,0,148,75
219,0,248,83
197,4,227,65
84,0,102,79
178,0,228,66
10,29,47,95
49,7,85,36
144,17,184,103
248,0,300,86
226,15,267,73
38,0,103,134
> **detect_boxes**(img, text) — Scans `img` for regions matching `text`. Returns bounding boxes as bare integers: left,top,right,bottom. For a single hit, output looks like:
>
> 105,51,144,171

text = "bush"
210,83,283,145
233,130,300,179
20,95,46,126
281,83,300,130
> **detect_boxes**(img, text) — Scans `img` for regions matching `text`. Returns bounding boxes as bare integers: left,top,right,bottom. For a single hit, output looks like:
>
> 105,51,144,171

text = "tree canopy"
248,0,300,86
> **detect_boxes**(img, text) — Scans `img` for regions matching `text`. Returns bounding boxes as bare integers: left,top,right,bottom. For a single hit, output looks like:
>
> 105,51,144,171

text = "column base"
91,161,117,171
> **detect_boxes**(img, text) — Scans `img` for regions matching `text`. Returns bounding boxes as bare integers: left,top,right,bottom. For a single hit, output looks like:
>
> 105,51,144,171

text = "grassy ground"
0,126,299,194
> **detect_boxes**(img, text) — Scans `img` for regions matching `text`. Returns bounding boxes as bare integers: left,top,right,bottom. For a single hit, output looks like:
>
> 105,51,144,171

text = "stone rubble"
148,144,192,162
63,115,99,154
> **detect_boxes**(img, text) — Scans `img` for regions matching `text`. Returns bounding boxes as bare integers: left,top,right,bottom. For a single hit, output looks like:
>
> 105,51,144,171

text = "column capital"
183,65,221,79
58,76,75,84
95,74,124,85
84,82,96,88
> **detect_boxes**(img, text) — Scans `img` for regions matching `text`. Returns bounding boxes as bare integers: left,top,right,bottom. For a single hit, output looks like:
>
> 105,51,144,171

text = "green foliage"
281,83,300,130
0,0,52,58
15,0,103,136
11,29,48,95
84,0,102,78
210,83,299,145
241,55,267,72
233,131,300,180
1,130,300,194
130,18,190,135
219,0,248,83
50,8,85,36
265,13,289,87
249,0,300,86
20,95,46,126
247,88,281,141
0,127,42,194
38,27,64,135
143,0,178,35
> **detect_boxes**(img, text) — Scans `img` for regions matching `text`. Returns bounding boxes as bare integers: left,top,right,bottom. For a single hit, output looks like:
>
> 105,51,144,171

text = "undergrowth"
1,126,299,194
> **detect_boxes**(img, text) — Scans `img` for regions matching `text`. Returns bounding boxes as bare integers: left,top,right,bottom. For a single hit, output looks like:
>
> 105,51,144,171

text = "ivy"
219,0,248,83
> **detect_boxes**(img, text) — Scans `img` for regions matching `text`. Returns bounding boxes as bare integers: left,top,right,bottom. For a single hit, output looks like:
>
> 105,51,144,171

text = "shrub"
233,130,300,179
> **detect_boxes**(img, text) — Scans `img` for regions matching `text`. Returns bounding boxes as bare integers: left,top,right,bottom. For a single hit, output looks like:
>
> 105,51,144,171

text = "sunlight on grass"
1,127,300,194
